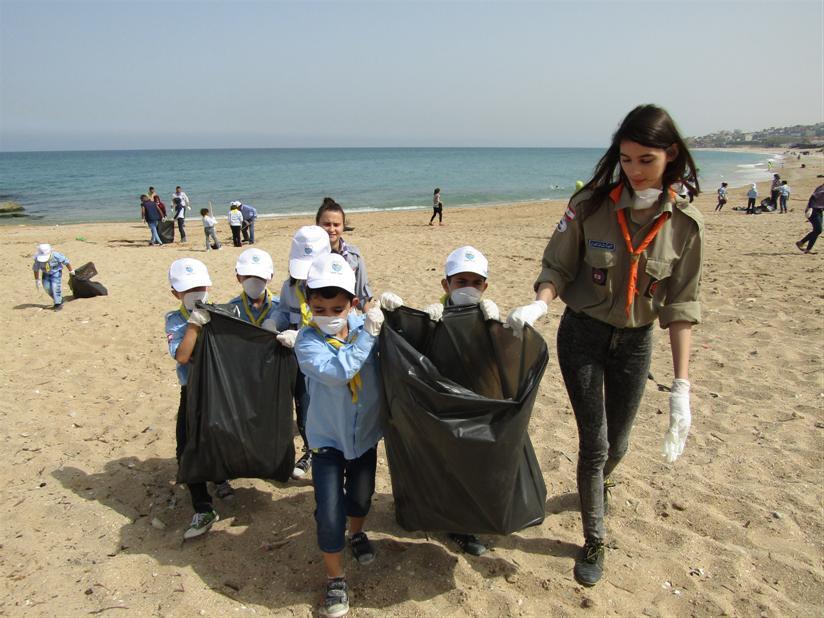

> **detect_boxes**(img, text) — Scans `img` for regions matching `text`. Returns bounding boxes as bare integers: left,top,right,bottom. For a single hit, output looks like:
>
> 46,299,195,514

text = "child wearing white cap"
275,225,332,479
165,258,228,539
32,243,74,311
293,253,385,618
225,248,281,331
379,245,499,556
228,203,243,246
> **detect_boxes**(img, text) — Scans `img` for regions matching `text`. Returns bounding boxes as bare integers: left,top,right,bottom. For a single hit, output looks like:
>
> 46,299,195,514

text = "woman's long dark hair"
578,104,700,213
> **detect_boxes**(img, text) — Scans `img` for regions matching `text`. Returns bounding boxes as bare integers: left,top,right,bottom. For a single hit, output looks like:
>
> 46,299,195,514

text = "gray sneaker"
349,531,375,565
319,577,349,618
215,481,235,500
183,510,219,540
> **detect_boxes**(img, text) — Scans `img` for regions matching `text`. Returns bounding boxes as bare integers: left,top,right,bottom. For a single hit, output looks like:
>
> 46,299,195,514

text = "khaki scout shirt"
534,185,703,329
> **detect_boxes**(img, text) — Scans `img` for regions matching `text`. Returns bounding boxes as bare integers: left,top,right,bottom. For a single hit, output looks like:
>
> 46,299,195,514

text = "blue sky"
1,0,821,151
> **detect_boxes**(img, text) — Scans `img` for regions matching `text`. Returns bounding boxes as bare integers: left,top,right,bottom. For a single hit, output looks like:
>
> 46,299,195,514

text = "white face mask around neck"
631,188,663,210
450,286,483,306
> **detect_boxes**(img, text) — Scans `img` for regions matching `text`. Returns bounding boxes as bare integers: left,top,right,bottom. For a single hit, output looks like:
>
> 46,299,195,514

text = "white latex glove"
261,318,278,333
663,379,691,463
187,308,211,328
379,291,404,311
423,303,444,322
479,299,500,321
35,279,41,291
276,329,298,348
505,300,548,338
363,306,384,336
69,270,76,276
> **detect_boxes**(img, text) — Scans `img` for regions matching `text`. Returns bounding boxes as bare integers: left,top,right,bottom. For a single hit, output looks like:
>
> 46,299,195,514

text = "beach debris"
581,597,595,608
505,573,519,584
770,511,781,520
689,567,705,577
671,501,687,511
150,517,166,530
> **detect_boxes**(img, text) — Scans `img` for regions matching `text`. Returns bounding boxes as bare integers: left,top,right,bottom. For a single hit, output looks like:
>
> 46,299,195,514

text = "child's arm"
174,324,200,364
295,329,377,386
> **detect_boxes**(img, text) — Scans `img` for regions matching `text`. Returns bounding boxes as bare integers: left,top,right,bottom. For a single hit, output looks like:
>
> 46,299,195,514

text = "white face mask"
450,286,483,306
631,187,663,210
183,291,208,310
242,277,268,299
314,315,347,336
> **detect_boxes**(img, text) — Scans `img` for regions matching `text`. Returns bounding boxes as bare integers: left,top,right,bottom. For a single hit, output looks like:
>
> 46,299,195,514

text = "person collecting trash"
506,104,703,586
32,243,74,311
226,248,281,332
379,245,500,556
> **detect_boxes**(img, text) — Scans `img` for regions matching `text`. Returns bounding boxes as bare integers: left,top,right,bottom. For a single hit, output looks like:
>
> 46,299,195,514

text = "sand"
1,154,822,617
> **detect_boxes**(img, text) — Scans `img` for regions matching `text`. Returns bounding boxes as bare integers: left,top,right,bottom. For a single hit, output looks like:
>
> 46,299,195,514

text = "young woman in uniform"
506,104,703,586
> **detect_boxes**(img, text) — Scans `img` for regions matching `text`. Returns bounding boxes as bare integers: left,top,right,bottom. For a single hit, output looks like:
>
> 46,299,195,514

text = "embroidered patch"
588,240,615,251
645,279,660,297
557,218,568,233
565,207,576,220
592,268,607,286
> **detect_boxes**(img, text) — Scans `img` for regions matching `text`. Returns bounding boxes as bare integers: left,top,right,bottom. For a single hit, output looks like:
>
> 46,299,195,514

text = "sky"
0,0,821,151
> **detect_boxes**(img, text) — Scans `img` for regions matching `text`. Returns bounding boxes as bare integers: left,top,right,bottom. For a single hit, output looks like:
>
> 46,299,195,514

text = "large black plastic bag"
68,262,108,298
178,305,297,483
379,304,549,535
158,220,175,244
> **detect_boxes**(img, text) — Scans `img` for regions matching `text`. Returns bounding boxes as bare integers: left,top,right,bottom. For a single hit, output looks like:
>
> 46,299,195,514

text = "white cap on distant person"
445,245,489,278
230,200,242,207
168,258,212,292
306,253,356,296
289,225,332,279
236,248,274,279
34,243,52,262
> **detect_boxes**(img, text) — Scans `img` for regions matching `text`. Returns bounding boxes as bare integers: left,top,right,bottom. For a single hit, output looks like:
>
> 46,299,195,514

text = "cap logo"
304,247,312,255
185,265,194,273
465,252,475,261
252,255,260,263
331,262,342,273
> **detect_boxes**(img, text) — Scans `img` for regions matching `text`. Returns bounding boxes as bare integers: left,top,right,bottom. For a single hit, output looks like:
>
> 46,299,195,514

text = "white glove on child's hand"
663,379,691,463
505,300,548,338
379,292,404,311
363,306,384,336
261,318,278,333
187,308,211,327
35,280,41,291
276,329,299,348
479,299,500,321
423,303,444,322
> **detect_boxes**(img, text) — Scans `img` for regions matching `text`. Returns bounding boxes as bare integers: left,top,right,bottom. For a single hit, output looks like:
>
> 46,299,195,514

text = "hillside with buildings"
687,122,824,148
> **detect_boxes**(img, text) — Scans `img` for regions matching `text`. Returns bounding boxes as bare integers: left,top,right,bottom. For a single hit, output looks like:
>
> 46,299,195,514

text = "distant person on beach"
770,174,781,209
778,180,790,214
140,194,164,245
200,207,221,251
172,197,188,241
153,194,168,219
148,186,158,202
796,183,824,253
316,197,373,305
746,184,758,214
172,186,191,211
232,201,257,244
32,243,74,311
429,187,444,226
228,203,243,247
715,182,728,212
506,104,702,587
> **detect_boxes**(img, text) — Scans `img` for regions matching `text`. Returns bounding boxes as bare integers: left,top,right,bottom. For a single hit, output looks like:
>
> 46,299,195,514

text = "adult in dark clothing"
796,184,824,254
770,174,781,209
140,194,164,245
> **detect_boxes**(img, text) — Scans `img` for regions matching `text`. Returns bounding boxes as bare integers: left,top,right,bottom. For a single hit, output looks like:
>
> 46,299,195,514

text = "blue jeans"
147,221,162,244
779,195,788,212
43,273,63,305
242,220,255,243
311,446,377,553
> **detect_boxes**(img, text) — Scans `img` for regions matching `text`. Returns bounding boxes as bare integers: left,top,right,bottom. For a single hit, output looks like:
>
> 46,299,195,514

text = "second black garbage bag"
379,304,549,535
178,305,297,484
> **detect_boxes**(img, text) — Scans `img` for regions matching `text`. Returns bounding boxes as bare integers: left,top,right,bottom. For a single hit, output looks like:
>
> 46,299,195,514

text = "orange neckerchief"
611,185,672,317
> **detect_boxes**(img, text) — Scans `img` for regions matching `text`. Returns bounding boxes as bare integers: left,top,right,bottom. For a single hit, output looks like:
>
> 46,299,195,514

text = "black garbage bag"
158,220,175,243
178,304,298,484
379,304,549,535
68,262,108,298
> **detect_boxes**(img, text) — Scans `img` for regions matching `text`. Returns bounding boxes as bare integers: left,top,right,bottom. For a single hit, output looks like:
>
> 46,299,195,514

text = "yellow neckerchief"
313,323,363,403
294,283,313,327
241,289,272,326
440,293,449,306
42,255,52,274
179,303,190,320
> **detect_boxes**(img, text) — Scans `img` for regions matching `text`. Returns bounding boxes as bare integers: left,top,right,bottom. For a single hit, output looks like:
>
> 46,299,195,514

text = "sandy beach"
1,155,822,617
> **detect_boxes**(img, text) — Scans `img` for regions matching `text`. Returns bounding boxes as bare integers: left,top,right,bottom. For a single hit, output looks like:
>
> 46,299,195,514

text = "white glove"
363,306,384,336
663,379,691,463
276,329,298,348
187,308,211,327
261,318,278,333
479,299,500,321
35,280,41,291
69,270,76,276
379,291,404,311
423,303,444,322
505,300,548,338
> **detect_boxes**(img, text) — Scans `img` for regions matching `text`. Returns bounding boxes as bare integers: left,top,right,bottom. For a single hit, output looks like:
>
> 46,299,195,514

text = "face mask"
242,277,268,299
314,315,347,336
183,291,208,310
631,187,663,210
450,286,483,306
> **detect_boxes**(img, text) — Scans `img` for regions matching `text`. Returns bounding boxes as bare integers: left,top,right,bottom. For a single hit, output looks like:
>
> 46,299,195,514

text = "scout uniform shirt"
277,279,310,331
227,290,281,327
535,185,703,329
165,307,191,386
32,251,70,281
335,238,373,306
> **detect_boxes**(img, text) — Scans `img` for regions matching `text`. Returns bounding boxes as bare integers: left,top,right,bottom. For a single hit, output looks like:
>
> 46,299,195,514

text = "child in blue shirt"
226,248,281,332
715,182,728,212
32,243,74,311
778,180,791,214
291,253,385,618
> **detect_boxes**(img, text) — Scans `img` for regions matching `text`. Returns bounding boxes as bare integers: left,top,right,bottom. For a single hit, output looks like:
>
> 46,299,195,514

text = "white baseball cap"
288,225,331,279
445,245,489,278
306,253,356,296
236,248,274,279
230,200,242,207
168,258,212,292
34,243,52,262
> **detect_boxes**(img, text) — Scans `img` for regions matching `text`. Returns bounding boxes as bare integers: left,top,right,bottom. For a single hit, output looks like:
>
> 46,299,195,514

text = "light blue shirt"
295,313,384,460
227,291,282,325
32,251,69,279
277,279,305,330
747,188,758,199
779,185,791,197
165,308,190,386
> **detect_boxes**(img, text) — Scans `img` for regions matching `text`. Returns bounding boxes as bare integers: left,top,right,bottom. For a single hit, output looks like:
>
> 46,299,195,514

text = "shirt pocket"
641,257,674,302
583,248,617,295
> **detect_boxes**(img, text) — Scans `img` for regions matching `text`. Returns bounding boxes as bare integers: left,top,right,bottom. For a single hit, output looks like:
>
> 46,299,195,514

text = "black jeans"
176,218,186,240
230,225,242,247
429,206,443,223
800,209,823,251
746,198,756,214
176,387,213,513
557,309,653,542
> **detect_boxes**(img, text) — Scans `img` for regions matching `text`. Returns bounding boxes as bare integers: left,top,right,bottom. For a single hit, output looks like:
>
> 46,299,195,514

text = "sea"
0,147,779,225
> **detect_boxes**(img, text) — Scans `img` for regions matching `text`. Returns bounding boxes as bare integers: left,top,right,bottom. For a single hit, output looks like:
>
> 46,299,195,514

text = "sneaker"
319,577,349,618
448,533,487,556
292,451,312,479
349,531,376,565
796,241,806,252
603,477,616,515
183,510,219,540
573,539,605,586
215,481,235,500
53,303,64,311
